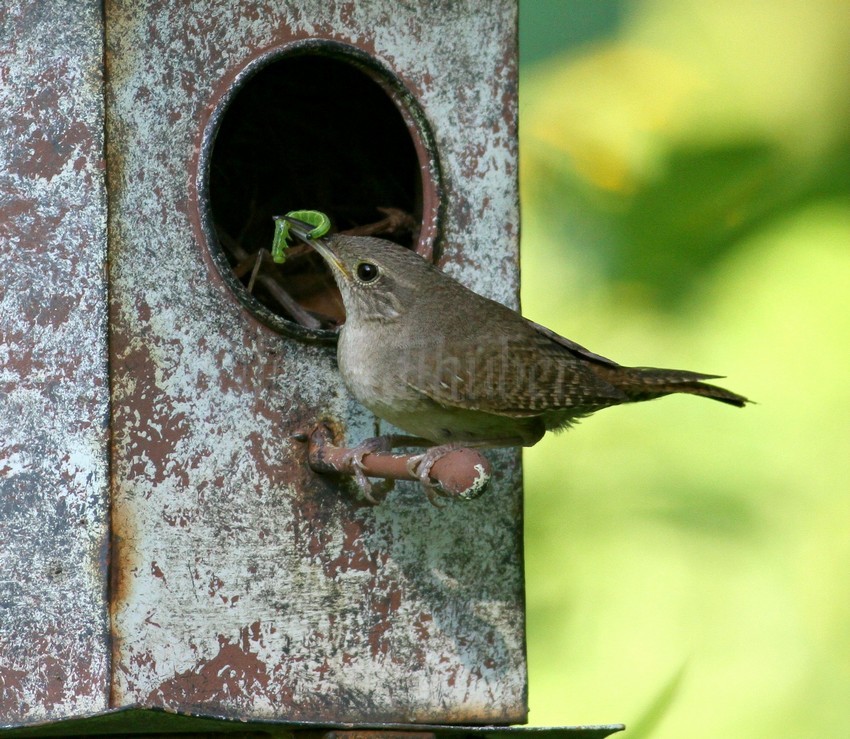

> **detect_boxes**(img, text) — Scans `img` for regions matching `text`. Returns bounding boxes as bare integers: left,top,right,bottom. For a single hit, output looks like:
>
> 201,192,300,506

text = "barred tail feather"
598,366,750,408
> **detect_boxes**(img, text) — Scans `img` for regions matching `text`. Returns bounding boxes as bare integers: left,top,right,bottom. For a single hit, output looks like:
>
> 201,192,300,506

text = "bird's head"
284,217,433,325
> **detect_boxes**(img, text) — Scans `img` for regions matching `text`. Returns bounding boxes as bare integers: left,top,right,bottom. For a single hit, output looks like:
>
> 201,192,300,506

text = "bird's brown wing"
526,320,621,367
404,318,628,418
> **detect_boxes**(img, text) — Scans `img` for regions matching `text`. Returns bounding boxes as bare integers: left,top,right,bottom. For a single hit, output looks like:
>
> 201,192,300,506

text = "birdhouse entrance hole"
199,43,441,342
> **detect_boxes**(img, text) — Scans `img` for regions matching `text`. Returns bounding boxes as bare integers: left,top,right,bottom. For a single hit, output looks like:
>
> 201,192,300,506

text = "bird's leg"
339,434,433,504
406,443,468,507
340,436,395,505
407,437,528,506
303,425,493,505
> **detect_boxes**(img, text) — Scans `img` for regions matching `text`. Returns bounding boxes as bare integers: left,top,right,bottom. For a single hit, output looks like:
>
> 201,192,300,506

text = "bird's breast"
335,323,545,445
337,323,418,408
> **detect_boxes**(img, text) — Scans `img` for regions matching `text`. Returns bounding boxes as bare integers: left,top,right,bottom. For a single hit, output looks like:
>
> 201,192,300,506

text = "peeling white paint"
0,0,110,725
1,0,523,726
0,0,524,727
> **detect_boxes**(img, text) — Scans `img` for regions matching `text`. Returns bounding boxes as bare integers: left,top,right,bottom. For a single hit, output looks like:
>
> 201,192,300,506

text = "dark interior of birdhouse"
206,51,432,339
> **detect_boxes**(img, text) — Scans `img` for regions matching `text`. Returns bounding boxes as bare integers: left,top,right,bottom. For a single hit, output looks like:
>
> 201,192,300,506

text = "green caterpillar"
271,210,331,264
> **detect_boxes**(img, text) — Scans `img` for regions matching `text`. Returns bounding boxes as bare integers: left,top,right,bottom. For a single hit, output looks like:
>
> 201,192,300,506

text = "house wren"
285,220,748,503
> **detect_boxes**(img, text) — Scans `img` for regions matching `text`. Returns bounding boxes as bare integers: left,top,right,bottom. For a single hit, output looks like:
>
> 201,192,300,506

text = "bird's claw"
407,444,463,507
342,437,395,505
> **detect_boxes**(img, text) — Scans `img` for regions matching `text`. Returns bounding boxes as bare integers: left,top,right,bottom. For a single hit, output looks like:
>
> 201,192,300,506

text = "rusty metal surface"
0,0,111,726
105,0,524,726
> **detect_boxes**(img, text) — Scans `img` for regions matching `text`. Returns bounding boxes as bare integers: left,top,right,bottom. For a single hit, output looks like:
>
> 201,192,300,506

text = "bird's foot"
302,426,490,505
340,436,396,505
406,443,466,507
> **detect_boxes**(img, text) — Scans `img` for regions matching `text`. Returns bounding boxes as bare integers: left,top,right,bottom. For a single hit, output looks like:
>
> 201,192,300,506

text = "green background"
518,1,850,736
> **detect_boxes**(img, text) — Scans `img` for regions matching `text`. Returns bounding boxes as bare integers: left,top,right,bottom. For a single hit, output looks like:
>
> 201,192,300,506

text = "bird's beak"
279,216,349,278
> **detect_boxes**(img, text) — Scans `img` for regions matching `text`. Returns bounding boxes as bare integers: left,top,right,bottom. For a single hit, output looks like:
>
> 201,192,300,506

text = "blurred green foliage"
519,1,850,736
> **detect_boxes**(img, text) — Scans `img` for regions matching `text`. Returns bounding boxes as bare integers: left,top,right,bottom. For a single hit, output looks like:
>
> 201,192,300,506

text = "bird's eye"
356,261,379,282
